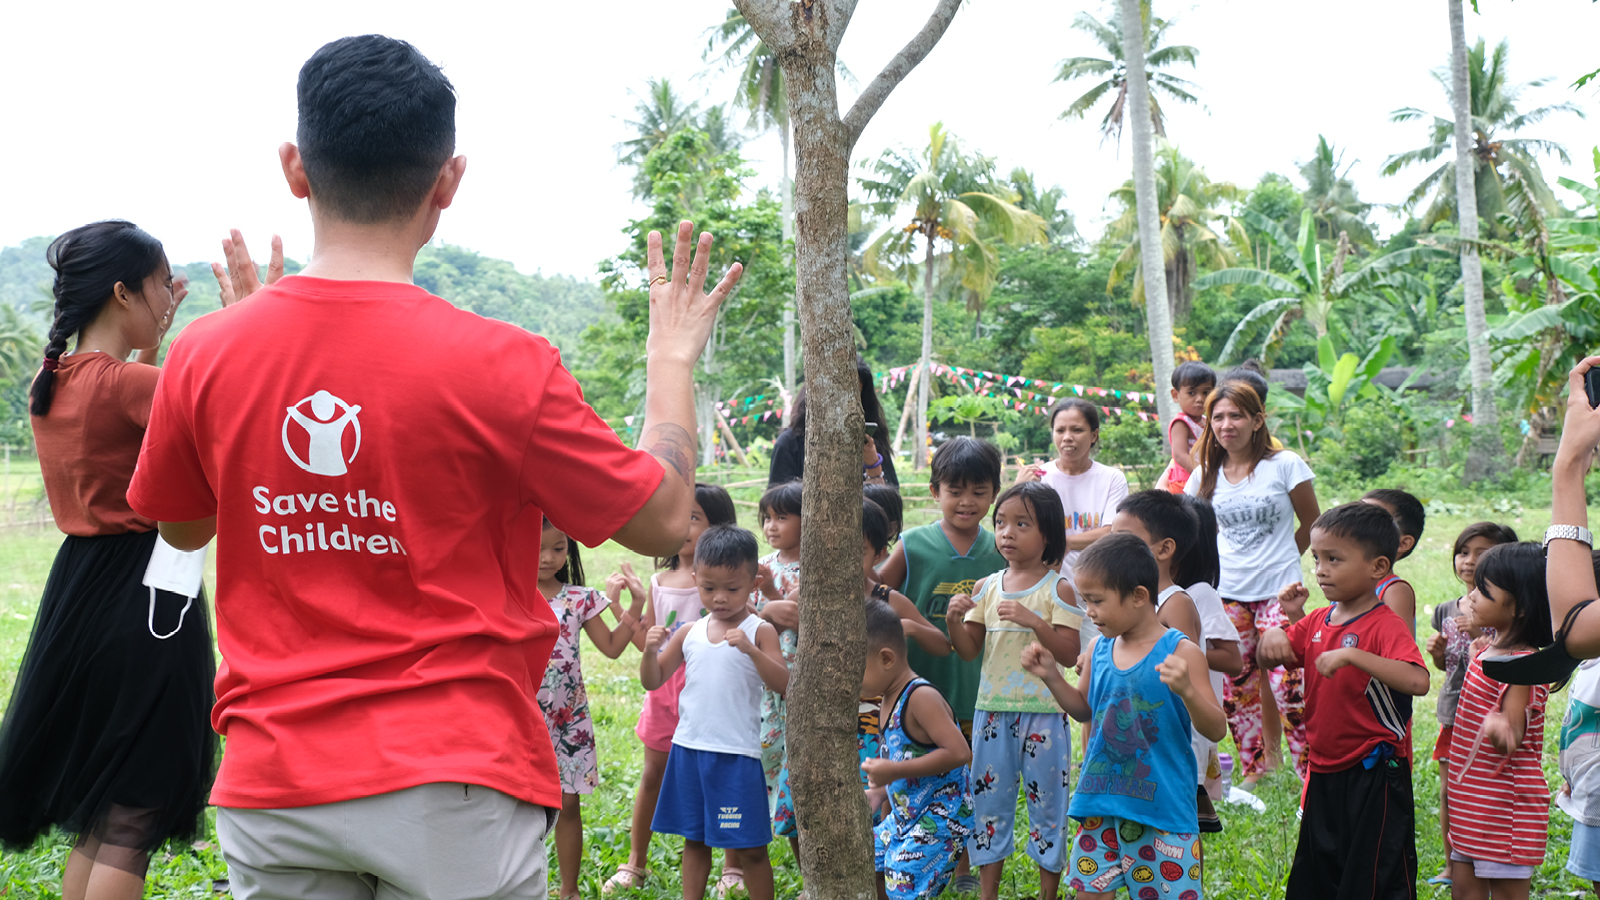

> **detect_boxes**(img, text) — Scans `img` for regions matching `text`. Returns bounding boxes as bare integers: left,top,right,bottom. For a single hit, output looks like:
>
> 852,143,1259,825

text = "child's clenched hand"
1021,642,1058,679
1314,647,1353,677
997,599,1041,628
644,626,669,653
1156,653,1191,695
724,626,754,655
946,593,976,620
860,757,896,788
1278,582,1310,615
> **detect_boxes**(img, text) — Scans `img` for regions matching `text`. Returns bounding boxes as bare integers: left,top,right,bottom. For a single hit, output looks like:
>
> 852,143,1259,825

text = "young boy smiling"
1257,503,1429,900
643,526,790,900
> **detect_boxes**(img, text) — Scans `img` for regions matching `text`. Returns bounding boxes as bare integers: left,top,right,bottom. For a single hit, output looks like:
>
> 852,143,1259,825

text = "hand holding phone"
1586,367,1600,409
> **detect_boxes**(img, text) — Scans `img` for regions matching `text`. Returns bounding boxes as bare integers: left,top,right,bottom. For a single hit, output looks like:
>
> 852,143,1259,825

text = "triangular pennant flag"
624,415,635,426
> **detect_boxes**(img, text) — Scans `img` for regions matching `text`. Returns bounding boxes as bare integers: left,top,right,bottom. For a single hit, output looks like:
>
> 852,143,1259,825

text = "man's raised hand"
644,221,743,369
212,230,284,307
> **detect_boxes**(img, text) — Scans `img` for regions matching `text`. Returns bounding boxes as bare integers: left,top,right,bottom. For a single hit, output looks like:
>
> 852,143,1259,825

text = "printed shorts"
1068,817,1203,900
968,710,1071,870
875,822,962,900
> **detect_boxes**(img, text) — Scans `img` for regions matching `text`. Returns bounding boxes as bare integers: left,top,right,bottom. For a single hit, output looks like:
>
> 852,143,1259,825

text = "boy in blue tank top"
1021,533,1226,900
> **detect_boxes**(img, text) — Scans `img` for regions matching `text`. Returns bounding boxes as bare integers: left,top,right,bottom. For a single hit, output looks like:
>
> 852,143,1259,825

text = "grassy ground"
0,487,1596,898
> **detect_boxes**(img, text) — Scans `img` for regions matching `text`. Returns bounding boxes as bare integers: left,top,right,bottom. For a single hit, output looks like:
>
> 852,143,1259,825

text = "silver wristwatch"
1544,524,1595,549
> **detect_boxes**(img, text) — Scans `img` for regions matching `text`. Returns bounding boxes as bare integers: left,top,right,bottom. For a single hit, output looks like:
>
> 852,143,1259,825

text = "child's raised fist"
724,626,753,655
644,626,669,653
1156,653,1190,693
946,593,976,620
1020,642,1057,679
1278,582,1310,613
860,757,895,788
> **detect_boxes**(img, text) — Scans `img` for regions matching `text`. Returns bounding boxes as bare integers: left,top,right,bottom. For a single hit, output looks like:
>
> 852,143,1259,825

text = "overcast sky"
3,1,1598,279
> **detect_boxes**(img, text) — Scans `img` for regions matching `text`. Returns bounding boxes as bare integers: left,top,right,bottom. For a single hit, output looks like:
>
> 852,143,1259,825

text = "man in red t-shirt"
127,36,741,900
1257,502,1429,900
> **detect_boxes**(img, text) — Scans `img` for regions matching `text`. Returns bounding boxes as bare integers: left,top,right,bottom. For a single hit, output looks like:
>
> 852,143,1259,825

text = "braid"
27,221,167,418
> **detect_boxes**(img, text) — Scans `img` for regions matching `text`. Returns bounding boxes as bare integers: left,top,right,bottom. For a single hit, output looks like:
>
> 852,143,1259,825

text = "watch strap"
1544,524,1595,549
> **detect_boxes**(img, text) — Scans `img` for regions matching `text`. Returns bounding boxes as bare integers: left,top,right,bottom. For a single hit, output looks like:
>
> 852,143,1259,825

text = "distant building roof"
1267,367,1437,396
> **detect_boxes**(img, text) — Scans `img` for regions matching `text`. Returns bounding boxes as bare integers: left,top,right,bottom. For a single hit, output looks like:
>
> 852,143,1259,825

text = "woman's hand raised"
212,230,284,307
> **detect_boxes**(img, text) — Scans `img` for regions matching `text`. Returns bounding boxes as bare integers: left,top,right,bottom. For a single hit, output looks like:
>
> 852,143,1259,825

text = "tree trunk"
1450,0,1500,480
1121,0,1177,430
915,237,936,470
779,46,876,900
782,121,798,426
892,362,922,455
733,4,963,898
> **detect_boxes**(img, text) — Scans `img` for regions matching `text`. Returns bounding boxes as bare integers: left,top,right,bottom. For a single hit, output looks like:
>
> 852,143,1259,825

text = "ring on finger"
649,275,670,287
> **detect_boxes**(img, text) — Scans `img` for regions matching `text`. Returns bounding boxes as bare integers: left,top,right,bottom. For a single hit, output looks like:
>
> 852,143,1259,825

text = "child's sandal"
602,864,649,894
714,867,747,899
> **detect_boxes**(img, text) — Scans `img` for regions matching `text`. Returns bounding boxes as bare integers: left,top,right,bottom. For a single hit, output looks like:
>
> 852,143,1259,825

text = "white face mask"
143,536,207,639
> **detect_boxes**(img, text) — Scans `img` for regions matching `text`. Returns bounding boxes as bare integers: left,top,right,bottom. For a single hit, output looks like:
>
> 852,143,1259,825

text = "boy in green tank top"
876,437,1007,733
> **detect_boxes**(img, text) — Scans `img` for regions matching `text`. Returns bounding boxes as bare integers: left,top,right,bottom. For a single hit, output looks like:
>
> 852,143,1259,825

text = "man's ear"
432,155,468,211
279,144,311,200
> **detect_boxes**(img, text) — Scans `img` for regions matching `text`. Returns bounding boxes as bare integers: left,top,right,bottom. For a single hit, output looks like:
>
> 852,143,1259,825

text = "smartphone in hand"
1587,367,1600,409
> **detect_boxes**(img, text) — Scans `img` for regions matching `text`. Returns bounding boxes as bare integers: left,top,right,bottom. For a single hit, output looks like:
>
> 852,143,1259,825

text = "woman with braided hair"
0,220,216,900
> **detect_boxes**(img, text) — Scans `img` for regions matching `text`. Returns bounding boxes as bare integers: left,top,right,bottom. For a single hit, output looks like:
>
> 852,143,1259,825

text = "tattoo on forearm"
642,423,696,487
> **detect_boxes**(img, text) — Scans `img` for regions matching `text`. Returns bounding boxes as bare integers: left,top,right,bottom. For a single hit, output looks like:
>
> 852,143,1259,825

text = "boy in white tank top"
642,525,789,900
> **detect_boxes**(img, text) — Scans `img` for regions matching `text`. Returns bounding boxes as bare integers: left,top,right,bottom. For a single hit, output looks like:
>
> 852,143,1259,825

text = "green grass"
1,495,1597,898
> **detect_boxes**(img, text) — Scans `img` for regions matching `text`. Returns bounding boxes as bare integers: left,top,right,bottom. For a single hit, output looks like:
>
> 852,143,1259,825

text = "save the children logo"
282,390,363,476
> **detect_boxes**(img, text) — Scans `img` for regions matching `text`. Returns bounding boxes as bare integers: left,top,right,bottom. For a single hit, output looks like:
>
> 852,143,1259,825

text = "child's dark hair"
1174,495,1221,589
992,482,1067,567
864,498,892,555
863,483,904,540
865,599,905,650
1363,489,1425,559
1172,360,1217,391
661,483,738,570
786,357,893,463
1076,532,1158,602
297,36,457,223
929,436,1002,493
694,524,761,575
1117,490,1198,566
1312,502,1400,563
543,518,585,586
1046,398,1101,450
759,480,803,520
1475,542,1554,652
1222,359,1271,403
1452,521,1520,559
33,221,168,416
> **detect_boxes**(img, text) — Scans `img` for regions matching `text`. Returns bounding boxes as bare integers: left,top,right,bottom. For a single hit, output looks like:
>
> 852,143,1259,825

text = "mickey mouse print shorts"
1068,816,1203,900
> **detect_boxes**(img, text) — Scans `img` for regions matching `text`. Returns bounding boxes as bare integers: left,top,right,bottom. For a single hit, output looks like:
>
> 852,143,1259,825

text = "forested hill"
0,238,609,355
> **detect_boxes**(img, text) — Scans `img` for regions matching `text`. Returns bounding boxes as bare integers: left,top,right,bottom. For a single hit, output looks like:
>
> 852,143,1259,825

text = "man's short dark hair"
694,525,760,574
297,35,457,223
865,599,904,650
929,436,1001,493
1076,533,1159,601
1117,490,1199,562
1363,489,1426,559
1313,502,1400,563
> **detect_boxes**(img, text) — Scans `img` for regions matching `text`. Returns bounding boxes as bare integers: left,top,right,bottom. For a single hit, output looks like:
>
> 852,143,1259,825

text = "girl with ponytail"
0,220,215,900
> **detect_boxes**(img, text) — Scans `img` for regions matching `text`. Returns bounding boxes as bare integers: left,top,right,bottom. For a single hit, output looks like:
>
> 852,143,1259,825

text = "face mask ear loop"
148,587,193,640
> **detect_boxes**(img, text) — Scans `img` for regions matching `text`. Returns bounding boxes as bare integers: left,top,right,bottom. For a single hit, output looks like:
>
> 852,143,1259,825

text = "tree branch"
841,0,962,150
732,0,795,49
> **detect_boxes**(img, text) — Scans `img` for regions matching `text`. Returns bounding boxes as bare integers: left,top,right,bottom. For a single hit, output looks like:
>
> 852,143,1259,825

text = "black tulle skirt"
0,530,216,851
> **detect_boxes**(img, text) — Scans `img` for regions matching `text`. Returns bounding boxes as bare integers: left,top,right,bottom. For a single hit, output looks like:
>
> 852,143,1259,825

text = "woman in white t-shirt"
1185,381,1320,786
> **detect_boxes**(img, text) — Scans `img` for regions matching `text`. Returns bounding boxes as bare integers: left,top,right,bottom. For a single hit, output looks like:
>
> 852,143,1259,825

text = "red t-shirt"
33,353,159,536
1285,601,1426,773
127,275,663,810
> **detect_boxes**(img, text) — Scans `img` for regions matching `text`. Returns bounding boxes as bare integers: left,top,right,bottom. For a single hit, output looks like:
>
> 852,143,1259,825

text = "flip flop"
602,864,649,895
948,874,981,894
1426,874,1453,886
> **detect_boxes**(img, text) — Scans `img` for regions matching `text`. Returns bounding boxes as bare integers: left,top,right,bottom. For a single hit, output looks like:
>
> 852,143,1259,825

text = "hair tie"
41,357,60,372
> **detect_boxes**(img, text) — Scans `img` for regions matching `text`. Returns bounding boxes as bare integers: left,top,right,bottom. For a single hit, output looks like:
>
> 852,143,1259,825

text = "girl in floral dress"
538,519,649,900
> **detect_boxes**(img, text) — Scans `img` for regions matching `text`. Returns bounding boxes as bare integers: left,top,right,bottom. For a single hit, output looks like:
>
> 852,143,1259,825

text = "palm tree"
0,307,40,386
615,79,706,199
1054,1,1200,147
857,123,1046,468
1382,37,1582,237
1008,168,1078,244
1194,209,1449,365
1105,138,1247,323
1300,135,1374,247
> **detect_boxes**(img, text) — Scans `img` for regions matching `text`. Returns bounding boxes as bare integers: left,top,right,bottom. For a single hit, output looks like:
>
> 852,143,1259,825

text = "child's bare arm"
947,588,983,662
1257,627,1300,670
1206,639,1243,676
1383,582,1417,638
1031,578,1082,665
861,689,970,787
589,576,648,659
1426,630,1448,670
728,621,790,694
1156,590,1202,646
1158,640,1226,742
875,541,908,591
1314,649,1430,696
640,625,688,690
885,590,951,657
1170,419,1197,472
1022,641,1092,721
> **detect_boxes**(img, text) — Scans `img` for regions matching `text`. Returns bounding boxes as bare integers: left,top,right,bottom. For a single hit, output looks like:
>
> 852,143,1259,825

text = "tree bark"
733,3,961,899
1450,0,1500,480
916,237,936,470
782,121,798,426
1121,0,1177,430
892,361,921,455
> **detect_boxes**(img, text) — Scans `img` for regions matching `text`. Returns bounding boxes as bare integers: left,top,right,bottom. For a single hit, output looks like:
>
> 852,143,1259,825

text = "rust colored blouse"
32,352,159,536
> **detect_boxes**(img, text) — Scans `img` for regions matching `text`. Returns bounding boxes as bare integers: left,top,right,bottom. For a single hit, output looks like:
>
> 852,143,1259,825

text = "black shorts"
1286,752,1417,900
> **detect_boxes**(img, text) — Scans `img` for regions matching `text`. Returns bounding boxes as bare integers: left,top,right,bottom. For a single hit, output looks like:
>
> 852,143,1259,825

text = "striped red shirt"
1447,650,1550,866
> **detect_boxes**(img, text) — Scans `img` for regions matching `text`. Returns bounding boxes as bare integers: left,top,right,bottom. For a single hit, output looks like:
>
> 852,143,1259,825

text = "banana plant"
1194,209,1449,365
1269,335,1397,443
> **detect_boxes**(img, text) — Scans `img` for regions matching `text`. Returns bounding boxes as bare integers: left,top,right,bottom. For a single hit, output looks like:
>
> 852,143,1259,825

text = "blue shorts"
969,710,1071,871
1570,820,1600,881
652,745,772,849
